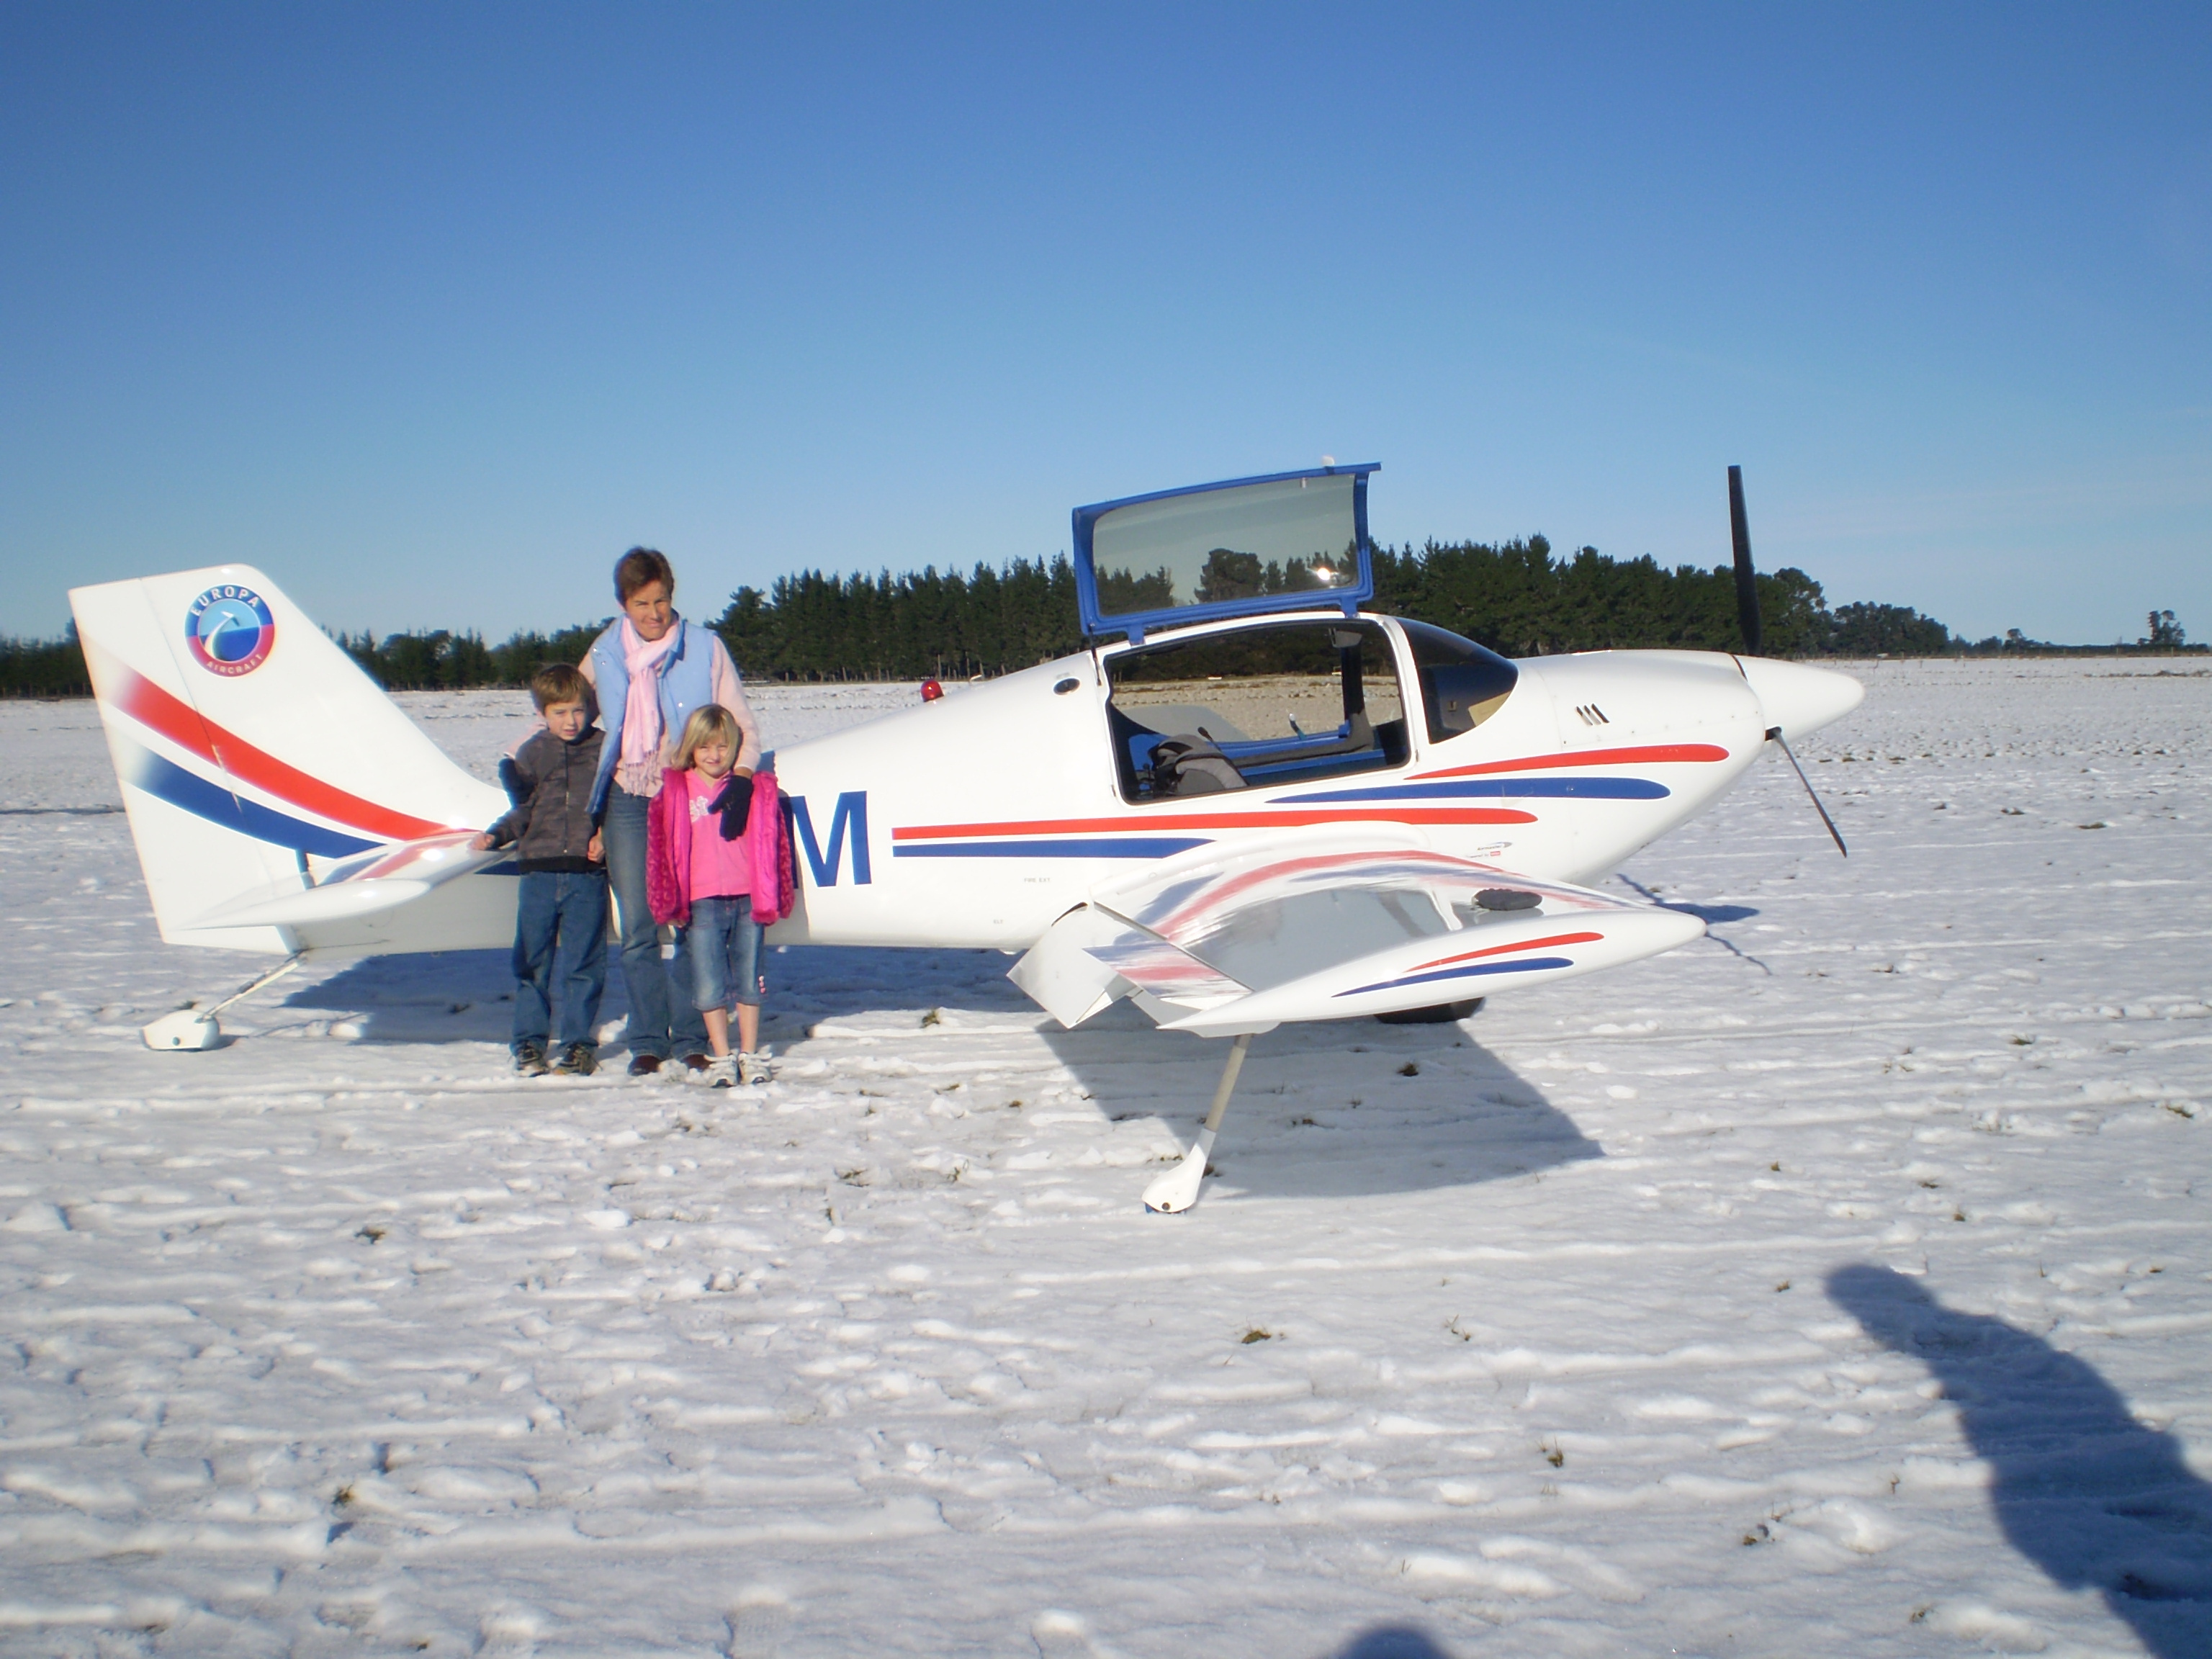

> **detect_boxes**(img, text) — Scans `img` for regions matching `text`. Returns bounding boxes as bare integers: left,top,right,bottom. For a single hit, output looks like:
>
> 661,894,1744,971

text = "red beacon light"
920,678,944,703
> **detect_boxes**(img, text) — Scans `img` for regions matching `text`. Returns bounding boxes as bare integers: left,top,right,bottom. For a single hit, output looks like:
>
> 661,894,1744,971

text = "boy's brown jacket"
485,727,606,873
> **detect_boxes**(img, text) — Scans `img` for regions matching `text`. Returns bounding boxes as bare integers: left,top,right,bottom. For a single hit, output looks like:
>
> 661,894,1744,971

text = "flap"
1008,903,1247,1030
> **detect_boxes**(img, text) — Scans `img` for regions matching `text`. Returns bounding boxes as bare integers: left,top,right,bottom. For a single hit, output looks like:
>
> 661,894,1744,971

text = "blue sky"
4,3,2207,645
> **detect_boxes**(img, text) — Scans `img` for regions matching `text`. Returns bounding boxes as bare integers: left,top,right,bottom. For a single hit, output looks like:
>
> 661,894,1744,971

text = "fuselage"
767,610,1861,951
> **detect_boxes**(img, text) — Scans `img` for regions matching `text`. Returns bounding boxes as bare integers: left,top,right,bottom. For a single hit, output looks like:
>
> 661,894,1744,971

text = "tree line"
5,551,2196,697
711,538,1906,678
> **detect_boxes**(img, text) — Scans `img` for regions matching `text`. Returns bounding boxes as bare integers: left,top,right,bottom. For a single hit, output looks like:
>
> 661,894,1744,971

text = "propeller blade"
1728,464,1762,657
1767,724,1848,858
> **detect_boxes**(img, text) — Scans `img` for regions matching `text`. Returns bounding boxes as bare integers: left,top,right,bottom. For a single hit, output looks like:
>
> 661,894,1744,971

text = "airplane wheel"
1375,998,1482,1025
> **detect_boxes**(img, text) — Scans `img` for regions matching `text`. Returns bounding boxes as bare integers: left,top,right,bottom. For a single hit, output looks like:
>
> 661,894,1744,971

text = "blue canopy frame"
1072,463,1380,644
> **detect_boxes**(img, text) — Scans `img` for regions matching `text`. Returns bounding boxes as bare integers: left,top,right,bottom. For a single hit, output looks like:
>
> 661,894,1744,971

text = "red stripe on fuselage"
1145,847,1486,938
1407,930,1605,973
890,807,1535,842
104,658,446,842
1411,742,1729,781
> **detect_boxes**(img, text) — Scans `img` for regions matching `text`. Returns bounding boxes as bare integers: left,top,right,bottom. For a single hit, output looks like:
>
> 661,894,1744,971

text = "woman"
580,547,761,1076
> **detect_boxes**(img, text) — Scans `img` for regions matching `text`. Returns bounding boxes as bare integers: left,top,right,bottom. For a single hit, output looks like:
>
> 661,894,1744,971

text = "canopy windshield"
1074,465,1377,641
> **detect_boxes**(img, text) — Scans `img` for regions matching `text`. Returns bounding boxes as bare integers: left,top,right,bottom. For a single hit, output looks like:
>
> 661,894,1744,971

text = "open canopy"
1072,464,1379,642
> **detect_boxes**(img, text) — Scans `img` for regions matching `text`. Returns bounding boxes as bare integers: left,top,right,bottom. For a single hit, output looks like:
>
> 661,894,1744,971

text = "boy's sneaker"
737,1049,772,1087
553,1043,598,1076
704,1053,737,1089
627,1053,662,1078
681,1052,713,1076
515,1043,550,1076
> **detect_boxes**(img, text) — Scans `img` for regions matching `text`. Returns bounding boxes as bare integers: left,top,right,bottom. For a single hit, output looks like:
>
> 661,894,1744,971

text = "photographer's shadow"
1828,1264,2212,1655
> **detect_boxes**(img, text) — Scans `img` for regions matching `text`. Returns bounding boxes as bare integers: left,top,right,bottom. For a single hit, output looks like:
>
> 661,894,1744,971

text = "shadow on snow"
1038,1007,1601,1202
282,943,1603,1202
1827,1263,2212,1657
1326,1627,1455,1659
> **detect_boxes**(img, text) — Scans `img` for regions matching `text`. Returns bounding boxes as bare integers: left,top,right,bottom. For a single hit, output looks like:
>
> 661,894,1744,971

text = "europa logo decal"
184,585,276,676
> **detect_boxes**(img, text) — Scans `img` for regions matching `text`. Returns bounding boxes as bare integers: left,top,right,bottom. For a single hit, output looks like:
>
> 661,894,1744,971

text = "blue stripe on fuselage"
1338,955,1577,997
891,837,1212,859
1275,777,1668,804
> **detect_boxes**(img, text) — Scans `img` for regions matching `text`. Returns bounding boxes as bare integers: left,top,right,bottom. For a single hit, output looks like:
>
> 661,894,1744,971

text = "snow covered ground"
2,659,2208,1658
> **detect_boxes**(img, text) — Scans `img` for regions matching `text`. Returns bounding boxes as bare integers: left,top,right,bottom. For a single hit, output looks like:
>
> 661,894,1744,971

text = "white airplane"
69,464,1861,1211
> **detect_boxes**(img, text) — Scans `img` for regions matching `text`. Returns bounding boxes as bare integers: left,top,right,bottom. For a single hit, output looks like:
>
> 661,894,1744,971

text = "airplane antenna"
1729,465,1762,657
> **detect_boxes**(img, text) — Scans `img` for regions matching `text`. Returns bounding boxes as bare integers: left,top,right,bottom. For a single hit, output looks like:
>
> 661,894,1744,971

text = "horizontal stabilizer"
189,832,506,932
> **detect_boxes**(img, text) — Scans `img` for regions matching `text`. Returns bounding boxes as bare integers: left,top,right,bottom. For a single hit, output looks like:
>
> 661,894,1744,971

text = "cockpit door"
1074,465,1380,644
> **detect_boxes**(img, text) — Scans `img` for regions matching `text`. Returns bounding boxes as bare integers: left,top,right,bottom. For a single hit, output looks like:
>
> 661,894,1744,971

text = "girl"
647,704,787,1087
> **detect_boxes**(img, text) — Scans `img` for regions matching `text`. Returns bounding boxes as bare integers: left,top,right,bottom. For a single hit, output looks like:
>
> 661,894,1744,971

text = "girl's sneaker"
738,1049,772,1087
704,1053,737,1089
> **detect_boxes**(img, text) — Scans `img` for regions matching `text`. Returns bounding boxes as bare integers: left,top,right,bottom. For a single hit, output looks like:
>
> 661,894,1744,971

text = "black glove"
709,774,752,840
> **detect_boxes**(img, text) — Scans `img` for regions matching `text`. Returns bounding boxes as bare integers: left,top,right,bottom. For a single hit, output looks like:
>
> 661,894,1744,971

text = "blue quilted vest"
588,616,718,812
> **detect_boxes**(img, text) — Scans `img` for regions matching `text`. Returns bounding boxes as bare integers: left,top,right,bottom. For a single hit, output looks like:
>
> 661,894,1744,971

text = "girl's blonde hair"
671,703,742,772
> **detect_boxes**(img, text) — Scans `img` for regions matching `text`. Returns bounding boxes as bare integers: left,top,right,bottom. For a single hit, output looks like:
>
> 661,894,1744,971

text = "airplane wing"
1010,827,1704,1037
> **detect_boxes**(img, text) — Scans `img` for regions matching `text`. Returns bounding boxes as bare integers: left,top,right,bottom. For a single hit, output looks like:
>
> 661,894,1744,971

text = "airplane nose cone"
1737,657,1864,739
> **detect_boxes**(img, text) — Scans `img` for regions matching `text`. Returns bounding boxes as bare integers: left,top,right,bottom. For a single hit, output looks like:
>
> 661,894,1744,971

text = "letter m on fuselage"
786,791,871,886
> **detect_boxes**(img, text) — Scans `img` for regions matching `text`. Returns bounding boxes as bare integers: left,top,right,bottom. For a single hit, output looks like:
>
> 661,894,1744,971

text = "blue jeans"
601,785,710,1060
511,870,608,1053
681,895,763,1012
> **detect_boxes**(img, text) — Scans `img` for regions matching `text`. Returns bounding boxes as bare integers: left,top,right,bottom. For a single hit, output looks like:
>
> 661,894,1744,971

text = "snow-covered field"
3,660,2209,1658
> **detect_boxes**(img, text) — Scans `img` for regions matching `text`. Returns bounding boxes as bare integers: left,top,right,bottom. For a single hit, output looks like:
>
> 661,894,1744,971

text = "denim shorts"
681,894,763,1010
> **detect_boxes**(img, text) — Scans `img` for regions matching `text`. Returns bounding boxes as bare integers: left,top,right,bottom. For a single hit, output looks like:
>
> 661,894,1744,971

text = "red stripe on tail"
104,657,446,842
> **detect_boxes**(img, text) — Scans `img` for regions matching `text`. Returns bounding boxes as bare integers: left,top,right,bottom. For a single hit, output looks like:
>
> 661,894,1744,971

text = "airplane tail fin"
68,565,509,953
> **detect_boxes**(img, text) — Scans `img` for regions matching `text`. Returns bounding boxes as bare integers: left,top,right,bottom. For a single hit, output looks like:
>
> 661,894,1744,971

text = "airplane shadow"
276,950,523,1045
278,943,1604,1202
1037,1008,1601,1201
1660,901,1760,925
1611,873,1759,927
272,941,1026,1048
777,945,1601,1203
1827,1264,2212,1655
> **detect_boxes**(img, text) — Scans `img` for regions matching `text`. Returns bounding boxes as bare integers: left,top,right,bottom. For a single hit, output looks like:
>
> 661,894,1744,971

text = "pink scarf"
617,616,683,796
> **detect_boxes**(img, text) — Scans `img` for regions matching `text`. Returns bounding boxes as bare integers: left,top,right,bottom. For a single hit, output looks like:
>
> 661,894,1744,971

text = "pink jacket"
647,767,791,929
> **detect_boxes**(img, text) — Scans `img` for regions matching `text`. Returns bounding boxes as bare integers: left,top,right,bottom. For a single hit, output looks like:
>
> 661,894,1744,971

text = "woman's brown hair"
614,546,675,603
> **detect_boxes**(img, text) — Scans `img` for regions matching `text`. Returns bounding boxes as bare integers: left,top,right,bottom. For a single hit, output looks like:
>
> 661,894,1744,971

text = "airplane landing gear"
1141,1031,1254,1213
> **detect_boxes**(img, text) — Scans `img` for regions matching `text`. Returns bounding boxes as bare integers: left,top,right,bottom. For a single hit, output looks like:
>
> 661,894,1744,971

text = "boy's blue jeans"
511,870,608,1053
601,785,710,1061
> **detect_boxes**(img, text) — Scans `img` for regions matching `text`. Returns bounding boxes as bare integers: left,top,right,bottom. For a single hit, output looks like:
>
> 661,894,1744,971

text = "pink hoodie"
647,767,790,929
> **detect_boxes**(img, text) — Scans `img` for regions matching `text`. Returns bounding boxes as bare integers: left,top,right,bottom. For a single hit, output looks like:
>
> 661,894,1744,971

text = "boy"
473,664,608,1075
